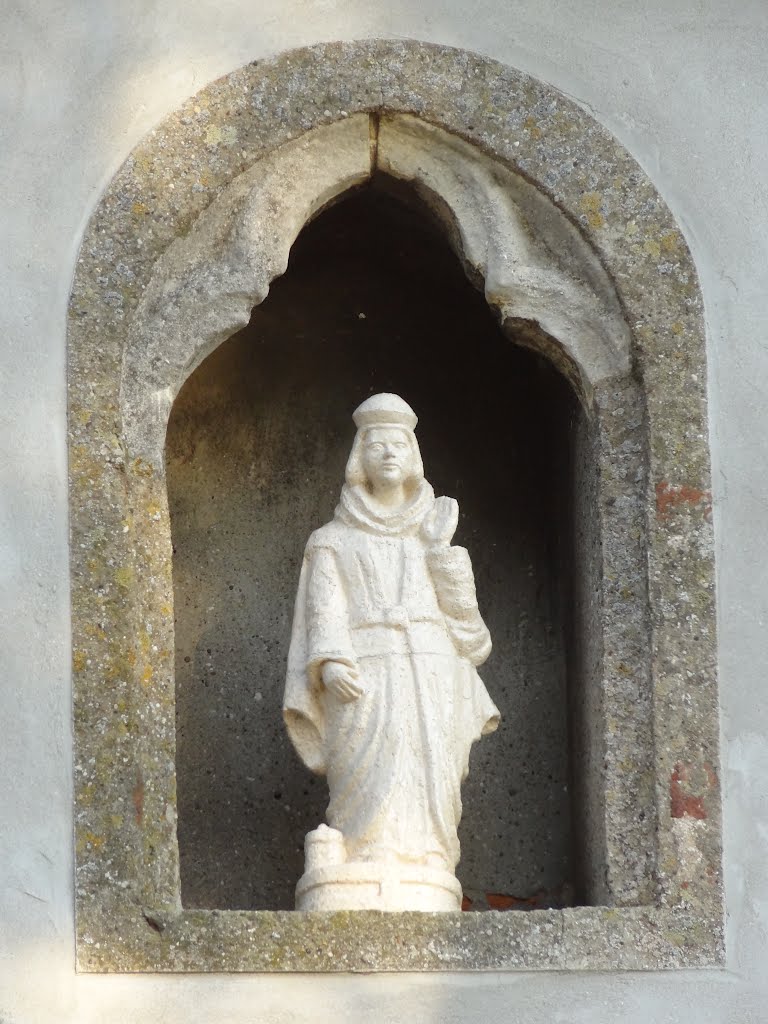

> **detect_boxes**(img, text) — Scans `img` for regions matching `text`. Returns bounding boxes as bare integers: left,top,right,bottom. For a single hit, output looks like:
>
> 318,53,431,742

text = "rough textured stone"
76,905,720,973
69,39,721,971
121,114,372,463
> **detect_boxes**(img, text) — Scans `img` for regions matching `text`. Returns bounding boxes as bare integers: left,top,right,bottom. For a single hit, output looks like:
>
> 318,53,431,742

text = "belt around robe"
351,609,455,657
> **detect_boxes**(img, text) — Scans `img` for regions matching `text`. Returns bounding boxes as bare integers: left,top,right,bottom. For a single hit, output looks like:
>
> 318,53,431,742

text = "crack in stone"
369,111,380,174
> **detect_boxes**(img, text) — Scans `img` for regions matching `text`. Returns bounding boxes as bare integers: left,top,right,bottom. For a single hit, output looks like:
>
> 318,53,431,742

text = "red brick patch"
670,762,717,819
656,481,712,520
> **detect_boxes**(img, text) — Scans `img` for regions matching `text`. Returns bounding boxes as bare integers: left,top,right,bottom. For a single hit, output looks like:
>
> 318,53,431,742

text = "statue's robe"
283,481,499,870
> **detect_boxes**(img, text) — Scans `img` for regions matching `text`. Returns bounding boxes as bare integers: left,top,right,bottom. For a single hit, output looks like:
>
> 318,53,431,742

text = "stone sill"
77,905,724,973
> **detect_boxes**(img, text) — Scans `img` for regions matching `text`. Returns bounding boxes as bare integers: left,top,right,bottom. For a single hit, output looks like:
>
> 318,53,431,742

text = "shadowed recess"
167,182,583,911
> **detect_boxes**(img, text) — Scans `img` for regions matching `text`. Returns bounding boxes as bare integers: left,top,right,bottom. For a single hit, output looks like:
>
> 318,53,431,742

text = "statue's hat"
352,393,418,431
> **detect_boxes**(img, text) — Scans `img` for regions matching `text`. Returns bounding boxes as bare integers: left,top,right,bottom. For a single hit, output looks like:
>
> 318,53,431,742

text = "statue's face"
362,427,412,489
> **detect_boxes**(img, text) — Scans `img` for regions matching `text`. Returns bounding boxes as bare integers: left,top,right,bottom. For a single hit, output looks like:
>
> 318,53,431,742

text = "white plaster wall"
1,1,766,1021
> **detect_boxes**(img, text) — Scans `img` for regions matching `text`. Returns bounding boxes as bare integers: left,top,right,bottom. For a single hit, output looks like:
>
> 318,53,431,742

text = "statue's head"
345,394,424,493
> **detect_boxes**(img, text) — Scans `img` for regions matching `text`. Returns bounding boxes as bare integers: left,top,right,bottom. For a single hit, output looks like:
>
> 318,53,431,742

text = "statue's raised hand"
421,495,459,549
322,660,364,702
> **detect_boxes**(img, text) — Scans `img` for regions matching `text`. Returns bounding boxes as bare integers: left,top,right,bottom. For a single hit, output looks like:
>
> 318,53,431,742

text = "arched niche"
70,40,721,972
124,110,646,913
166,181,584,912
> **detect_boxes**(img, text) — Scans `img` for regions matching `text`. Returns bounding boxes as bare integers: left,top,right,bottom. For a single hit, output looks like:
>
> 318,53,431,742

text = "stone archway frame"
69,39,722,972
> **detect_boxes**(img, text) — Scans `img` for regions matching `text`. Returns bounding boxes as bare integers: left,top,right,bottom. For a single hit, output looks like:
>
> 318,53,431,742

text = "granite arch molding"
69,39,722,972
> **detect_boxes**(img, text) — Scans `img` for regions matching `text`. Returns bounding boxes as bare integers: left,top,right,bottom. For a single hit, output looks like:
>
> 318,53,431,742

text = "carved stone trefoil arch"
122,112,631,459
70,39,722,972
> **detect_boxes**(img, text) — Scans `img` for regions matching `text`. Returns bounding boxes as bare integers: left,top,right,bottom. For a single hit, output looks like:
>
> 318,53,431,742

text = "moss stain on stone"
523,115,542,139
114,566,133,589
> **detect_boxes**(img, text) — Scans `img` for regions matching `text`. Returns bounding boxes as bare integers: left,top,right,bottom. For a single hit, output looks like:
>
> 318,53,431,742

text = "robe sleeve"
282,539,355,775
426,544,492,666
305,545,356,681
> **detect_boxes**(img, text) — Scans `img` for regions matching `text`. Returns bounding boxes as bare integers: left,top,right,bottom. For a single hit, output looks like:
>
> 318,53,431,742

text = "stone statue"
283,394,499,911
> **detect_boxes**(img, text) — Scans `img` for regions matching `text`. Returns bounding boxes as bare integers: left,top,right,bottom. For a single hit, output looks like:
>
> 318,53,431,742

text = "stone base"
295,861,463,912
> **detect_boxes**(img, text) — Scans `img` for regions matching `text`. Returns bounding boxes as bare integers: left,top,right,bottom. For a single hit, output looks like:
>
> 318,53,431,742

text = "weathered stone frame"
70,40,722,971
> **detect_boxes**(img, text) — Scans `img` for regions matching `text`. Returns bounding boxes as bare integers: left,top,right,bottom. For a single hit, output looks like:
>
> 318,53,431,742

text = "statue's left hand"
421,496,459,548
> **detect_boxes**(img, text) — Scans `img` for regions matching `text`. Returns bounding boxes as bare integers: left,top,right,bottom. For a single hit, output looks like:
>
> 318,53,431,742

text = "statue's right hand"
321,661,364,702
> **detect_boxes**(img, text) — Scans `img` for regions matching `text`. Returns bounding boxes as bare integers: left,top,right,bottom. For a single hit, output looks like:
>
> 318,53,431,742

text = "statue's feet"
350,846,451,872
424,851,452,871
348,843,399,866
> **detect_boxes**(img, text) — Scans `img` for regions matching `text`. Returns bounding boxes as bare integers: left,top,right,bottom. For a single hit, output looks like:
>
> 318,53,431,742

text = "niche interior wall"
69,40,722,972
167,184,580,913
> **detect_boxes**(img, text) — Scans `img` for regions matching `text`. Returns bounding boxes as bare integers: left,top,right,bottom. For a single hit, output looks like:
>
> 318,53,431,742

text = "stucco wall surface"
1,2,766,1022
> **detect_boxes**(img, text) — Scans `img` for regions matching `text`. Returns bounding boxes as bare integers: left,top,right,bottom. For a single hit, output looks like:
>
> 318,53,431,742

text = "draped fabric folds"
284,481,499,870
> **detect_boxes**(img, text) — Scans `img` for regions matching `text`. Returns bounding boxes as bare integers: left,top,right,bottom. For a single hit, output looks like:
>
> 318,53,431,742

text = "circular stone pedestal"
295,862,463,912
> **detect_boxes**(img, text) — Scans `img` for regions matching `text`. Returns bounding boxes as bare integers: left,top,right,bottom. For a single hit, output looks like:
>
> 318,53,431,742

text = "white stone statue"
283,394,499,911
